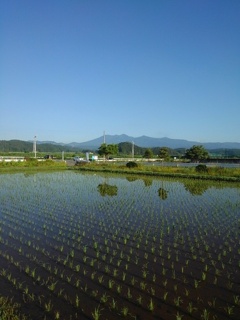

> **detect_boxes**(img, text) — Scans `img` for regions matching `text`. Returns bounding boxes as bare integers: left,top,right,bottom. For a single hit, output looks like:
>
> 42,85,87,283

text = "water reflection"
125,176,153,187
97,183,118,197
158,187,168,200
183,180,210,196
142,178,153,187
126,176,139,182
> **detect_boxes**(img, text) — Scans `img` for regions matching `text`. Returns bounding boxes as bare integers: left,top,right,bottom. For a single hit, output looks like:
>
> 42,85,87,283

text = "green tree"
159,147,170,161
98,143,118,159
143,148,153,160
185,145,209,162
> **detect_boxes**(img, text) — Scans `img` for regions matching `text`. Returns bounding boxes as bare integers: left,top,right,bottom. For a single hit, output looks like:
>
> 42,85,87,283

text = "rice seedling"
109,298,117,310
100,292,109,304
163,292,168,301
174,296,183,307
121,306,129,317
140,281,147,290
142,268,148,279
126,288,132,300
48,281,58,291
150,287,155,296
201,309,210,320
187,302,197,314
175,312,184,320
233,295,240,306
44,300,53,312
148,298,155,311
202,272,207,281
91,305,103,320
194,280,200,288
162,279,168,287
116,284,122,294
224,305,234,315
136,295,143,305
108,279,114,289
75,295,80,308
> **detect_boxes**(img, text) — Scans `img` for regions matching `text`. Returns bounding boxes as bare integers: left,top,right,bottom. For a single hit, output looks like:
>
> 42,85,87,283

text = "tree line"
98,143,210,162
0,140,78,153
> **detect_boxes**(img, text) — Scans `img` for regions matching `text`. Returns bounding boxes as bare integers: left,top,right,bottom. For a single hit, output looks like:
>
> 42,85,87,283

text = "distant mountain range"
65,134,240,150
1,135,240,153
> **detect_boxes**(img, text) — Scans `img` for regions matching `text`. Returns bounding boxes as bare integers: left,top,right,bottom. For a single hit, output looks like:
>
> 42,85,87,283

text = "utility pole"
33,136,37,158
103,131,106,161
132,141,134,159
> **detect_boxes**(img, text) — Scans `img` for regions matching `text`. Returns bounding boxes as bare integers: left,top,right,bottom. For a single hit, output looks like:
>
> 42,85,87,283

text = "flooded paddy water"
0,171,239,319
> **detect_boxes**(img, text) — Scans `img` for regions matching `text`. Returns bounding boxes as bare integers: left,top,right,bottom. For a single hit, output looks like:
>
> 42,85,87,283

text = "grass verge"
71,162,240,182
0,160,67,173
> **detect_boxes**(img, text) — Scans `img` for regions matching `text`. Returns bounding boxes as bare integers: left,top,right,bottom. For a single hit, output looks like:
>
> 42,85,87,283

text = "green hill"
0,140,77,153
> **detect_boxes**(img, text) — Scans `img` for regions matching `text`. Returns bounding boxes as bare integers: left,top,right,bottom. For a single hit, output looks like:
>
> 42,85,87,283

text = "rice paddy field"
0,171,239,320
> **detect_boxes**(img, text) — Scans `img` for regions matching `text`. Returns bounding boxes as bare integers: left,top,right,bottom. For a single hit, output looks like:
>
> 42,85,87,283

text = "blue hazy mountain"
66,134,240,150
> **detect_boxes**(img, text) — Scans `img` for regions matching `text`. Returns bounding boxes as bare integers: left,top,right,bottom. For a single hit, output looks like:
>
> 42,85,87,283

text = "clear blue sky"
1,0,239,143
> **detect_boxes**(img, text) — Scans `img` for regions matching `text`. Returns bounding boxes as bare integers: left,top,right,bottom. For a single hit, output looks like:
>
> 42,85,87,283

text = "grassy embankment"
0,158,67,173
72,161,240,182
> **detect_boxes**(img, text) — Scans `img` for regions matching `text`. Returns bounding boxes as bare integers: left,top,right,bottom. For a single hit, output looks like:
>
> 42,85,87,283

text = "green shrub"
126,161,138,168
195,164,208,173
